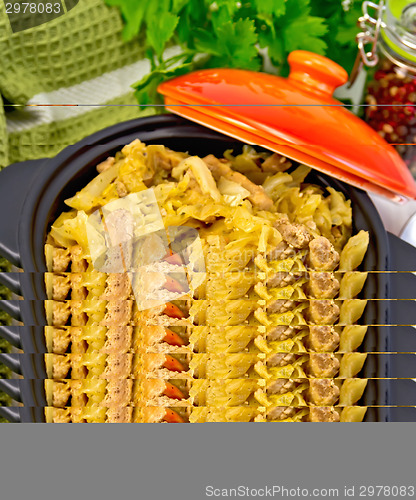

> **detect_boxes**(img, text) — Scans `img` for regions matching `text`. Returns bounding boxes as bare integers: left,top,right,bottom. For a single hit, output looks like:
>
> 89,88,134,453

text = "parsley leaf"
283,0,312,23
253,0,286,17
283,16,328,55
194,27,222,56
172,0,188,13
146,11,179,58
198,19,260,70
261,32,285,66
133,61,194,108
106,0,362,103
335,7,361,46
105,0,147,41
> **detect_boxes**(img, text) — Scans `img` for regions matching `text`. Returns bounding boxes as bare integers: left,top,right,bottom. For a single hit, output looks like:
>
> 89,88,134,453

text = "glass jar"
358,1,416,177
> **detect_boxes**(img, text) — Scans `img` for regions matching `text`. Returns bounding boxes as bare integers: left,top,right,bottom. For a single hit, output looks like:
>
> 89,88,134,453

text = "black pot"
0,114,416,422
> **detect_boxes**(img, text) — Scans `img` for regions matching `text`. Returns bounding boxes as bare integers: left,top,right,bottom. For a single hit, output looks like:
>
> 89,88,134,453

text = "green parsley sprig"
105,0,363,107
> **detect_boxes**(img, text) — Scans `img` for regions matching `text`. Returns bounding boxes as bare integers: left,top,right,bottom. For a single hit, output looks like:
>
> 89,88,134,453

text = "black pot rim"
7,113,416,420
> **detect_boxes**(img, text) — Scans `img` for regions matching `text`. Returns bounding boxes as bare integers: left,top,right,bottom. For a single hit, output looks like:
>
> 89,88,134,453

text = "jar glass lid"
382,0,416,63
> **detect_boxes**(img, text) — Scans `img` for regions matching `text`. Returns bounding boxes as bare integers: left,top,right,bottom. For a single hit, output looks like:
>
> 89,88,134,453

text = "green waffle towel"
0,0,155,168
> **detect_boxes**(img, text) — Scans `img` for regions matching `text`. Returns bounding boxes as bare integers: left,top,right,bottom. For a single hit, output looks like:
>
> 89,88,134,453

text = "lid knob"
288,50,348,97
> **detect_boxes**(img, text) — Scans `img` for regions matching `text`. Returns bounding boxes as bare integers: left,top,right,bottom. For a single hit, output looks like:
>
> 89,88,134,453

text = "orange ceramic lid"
158,50,416,202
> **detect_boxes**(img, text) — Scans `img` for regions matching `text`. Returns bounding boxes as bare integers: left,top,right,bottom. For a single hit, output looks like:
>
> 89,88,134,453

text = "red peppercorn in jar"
358,1,416,177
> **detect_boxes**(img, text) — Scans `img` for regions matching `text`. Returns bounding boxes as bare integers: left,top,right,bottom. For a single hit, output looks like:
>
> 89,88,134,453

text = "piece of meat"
52,275,71,301
115,180,128,197
52,381,71,407
267,353,296,367
70,354,88,378
140,407,169,423
267,272,299,288
69,408,86,423
307,325,340,352
52,248,71,272
52,302,71,326
101,380,133,407
266,326,296,342
266,241,296,261
71,380,88,406
308,300,340,325
308,407,340,422
103,326,133,354
261,153,291,172
307,379,340,406
308,237,340,271
307,353,340,378
267,299,296,314
266,406,296,421
70,274,87,300
101,354,133,380
52,355,71,379
106,407,133,423
267,379,297,395
140,325,168,349
101,301,133,327
70,300,88,327
70,327,88,354
146,145,187,172
141,379,169,403
101,273,132,301
307,272,340,299
102,209,134,272
274,218,313,249
52,409,71,423
52,328,71,354
70,245,88,272
96,156,115,173
203,154,274,210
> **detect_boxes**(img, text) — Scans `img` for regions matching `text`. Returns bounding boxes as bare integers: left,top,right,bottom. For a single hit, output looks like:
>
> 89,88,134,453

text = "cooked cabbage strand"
45,141,369,423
